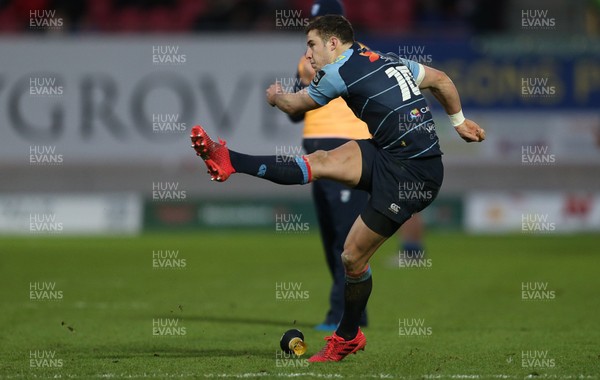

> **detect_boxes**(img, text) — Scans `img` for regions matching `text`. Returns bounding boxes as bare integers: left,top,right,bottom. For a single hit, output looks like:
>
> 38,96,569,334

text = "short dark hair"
305,15,354,45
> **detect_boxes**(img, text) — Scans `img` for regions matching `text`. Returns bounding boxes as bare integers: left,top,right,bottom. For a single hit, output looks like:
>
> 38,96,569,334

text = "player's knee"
305,150,329,180
341,245,362,273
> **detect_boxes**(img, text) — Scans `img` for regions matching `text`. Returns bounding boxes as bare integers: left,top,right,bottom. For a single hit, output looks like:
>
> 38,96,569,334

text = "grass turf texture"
0,231,599,379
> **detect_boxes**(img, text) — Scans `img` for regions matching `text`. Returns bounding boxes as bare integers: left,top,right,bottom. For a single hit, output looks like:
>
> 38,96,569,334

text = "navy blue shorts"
355,139,443,237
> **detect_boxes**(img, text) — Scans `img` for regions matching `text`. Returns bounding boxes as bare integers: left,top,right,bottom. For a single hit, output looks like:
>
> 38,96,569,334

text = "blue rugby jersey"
308,43,442,159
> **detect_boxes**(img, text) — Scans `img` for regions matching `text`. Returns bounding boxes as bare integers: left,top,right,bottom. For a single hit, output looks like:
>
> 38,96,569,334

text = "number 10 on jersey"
385,66,421,101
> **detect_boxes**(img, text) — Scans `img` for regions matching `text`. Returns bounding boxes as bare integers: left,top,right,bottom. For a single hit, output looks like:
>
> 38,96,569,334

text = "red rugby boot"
308,328,366,362
190,125,235,182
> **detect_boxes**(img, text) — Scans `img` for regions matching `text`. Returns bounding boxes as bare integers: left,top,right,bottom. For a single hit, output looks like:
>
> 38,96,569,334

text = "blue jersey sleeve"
379,50,426,85
307,65,348,106
398,57,425,85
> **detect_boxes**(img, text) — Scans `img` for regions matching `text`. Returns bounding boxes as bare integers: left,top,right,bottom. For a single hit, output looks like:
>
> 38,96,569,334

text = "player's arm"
266,84,321,116
287,71,308,123
418,66,461,115
267,63,345,118
418,65,485,143
287,57,316,123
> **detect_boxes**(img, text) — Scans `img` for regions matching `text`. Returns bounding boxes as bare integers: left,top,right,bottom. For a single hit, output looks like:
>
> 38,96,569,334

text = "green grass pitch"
0,231,599,379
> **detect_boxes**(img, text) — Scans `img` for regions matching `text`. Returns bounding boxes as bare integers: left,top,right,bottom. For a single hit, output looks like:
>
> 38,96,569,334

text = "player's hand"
266,83,283,107
454,119,485,143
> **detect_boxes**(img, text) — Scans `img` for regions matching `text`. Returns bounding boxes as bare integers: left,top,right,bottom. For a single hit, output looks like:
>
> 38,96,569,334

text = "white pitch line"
0,373,597,380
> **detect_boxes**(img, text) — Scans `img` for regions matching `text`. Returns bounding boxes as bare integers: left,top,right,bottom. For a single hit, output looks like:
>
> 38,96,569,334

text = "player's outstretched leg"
191,125,311,184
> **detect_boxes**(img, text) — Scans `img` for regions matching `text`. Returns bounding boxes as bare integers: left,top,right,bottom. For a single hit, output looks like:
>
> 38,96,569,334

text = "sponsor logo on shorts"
388,203,400,214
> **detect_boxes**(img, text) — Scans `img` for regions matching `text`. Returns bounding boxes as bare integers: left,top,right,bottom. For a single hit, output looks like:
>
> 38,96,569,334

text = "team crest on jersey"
312,70,326,86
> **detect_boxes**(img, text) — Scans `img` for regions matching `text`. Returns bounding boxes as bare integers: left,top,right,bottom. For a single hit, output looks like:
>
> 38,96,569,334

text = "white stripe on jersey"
407,139,439,158
382,119,431,149
372,97,422,136
346,62,396,88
